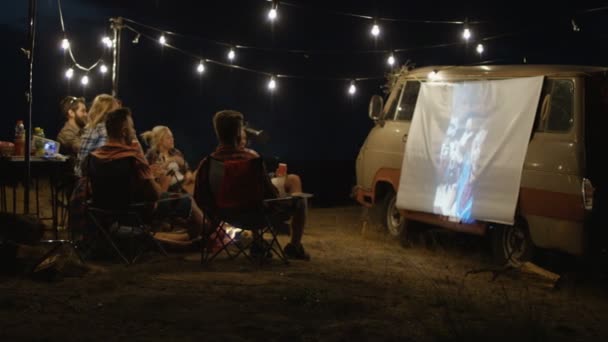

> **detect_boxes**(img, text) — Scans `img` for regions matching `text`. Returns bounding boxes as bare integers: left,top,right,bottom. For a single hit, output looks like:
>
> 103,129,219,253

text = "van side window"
395,81,421,121
537,79,574,133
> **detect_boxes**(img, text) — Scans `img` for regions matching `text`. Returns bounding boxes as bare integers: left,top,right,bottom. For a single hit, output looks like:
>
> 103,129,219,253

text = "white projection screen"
396,76,544,225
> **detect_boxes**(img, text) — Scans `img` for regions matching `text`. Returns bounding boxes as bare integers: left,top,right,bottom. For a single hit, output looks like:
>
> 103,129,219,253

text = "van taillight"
582,178,594,211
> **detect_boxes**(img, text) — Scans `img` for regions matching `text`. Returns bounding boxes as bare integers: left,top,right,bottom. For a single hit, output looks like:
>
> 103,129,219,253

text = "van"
353,65,608,264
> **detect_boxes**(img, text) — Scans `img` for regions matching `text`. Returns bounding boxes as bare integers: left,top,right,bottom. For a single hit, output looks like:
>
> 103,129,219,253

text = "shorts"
155,192,193,219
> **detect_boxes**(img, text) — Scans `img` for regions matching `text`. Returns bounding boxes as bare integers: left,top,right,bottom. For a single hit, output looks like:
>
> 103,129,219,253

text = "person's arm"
143,175,171,202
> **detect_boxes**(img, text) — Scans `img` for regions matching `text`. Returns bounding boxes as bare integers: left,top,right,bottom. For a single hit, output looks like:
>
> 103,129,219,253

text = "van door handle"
402,134,408,142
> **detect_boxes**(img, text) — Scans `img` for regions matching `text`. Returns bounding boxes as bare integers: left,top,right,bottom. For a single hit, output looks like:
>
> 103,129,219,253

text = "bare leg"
284,174,306,245
284,174,302,194
290,197,306,245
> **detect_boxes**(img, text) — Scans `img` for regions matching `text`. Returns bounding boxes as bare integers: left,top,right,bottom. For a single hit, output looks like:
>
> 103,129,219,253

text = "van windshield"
392,81,421,121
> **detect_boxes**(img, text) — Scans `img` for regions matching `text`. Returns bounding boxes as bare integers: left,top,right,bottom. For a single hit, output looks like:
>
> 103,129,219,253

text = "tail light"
582,178,594,211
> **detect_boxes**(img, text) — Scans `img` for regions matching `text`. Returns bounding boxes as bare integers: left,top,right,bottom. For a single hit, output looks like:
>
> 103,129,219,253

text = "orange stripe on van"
519,187,585,222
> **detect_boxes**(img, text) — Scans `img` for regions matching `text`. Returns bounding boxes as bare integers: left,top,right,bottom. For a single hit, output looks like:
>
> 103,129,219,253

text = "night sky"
2,0,607,205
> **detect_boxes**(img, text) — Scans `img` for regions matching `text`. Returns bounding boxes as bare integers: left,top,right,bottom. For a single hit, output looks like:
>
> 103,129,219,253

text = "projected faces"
433,113,486,222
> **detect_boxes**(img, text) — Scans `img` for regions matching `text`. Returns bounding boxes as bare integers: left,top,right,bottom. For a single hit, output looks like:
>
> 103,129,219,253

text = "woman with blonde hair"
74,94,120,176
141,125,194,193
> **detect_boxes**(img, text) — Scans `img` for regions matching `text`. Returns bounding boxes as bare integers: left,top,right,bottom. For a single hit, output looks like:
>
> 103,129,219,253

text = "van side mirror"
368,95,384,121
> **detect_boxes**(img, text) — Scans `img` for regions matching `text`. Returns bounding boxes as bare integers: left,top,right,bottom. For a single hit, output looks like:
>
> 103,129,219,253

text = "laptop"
32,136,61,158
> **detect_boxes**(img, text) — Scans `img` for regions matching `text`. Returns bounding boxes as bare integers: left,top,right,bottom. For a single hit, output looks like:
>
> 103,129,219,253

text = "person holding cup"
195,110,310,260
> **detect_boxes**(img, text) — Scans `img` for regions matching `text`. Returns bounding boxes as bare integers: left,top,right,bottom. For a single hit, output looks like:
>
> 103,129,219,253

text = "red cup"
276,163,287,177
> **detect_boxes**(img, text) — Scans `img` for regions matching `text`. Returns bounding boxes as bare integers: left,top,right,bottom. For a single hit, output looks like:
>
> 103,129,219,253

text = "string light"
159,34,167,45
476,43,484,55
197,60,205,74
65,67,74,79
228,48,236,61
61,38,70,50
387,54,396,66
371,23,380,37
81,75,89,86
571,19,581,32
102,36,113,48
268,76,277,91
348,81,357,95
100,64,108,74
428,70,439,81
463,27,471,41
268,2,278,21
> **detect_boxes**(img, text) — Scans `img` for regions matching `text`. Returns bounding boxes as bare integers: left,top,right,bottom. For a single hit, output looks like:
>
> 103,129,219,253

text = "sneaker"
283,243,310,261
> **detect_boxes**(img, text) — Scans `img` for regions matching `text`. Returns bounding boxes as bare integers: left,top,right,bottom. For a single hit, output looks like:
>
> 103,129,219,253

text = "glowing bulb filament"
228,49,236,61
387,54,395,66
268,77,276,91
81,75,89,86
65,68,74,79
197,61,205,73
100,64,108,74
159,35,166,45
268,8,277,21
476,43,484,54
371,24,380,37
348,82,357,95
102,36,113,48
463,28,471,40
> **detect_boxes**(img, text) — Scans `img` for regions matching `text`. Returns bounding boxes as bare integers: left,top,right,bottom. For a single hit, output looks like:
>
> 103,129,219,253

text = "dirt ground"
1,203,608,341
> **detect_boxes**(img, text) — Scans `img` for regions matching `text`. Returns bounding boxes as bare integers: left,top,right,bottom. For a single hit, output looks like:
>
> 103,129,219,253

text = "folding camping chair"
196,156,296,265
84,155,167,265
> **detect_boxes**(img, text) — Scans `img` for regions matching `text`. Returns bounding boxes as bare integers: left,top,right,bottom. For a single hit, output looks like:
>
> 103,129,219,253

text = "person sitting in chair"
141,125,195,194
194,109,310,260
83,108,206,245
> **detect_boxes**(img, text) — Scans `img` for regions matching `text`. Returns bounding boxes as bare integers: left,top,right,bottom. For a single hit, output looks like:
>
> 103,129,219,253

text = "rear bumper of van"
351,185,373,208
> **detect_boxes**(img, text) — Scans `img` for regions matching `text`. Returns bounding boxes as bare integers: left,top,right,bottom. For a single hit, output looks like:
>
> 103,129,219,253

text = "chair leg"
87,212,130,265
134,214,168,259
264,216,289,264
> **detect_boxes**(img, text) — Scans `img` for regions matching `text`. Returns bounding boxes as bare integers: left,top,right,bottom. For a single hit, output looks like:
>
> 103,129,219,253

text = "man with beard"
57,96,88,156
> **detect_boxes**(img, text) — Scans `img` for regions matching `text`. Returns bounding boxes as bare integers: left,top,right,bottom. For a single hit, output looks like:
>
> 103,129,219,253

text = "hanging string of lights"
123,24,386,95
58,0,608,95
57,0,109,86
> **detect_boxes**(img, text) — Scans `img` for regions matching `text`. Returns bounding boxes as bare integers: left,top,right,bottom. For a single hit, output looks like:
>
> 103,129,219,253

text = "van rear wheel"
381,190,407,238
491,218,534,266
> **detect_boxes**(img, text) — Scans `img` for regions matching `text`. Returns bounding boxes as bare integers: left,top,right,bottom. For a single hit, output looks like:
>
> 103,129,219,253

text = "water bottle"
14,120,25,156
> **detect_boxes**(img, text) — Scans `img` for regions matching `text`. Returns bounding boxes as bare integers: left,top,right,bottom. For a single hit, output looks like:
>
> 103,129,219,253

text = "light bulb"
268,8,277,21
61,38,70,50
463,28,471,40
348,82,357,95
197,61,205,73
428,70,439,81
65,68,74,79
81,75,89,86
371,24,380,37
100,64,108,74
159,35,166,45
102,36,112,48
268,77,276,91
387,54,395,66
228,49,235,61
476,43,484,54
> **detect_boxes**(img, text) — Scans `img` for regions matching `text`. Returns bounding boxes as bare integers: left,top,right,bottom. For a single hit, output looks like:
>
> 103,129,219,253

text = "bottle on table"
33,127,45,156
14,120,25,156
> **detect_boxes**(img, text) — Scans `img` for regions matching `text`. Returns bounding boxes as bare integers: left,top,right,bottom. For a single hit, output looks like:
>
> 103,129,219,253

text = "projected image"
433,114,487,223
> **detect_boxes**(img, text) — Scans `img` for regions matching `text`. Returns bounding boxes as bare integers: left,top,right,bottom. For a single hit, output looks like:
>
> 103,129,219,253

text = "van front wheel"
381,190,406,238
491,219,534,266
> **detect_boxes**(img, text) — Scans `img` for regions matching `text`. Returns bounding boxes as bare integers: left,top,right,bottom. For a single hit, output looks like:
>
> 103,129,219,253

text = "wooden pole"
111,17,123,98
